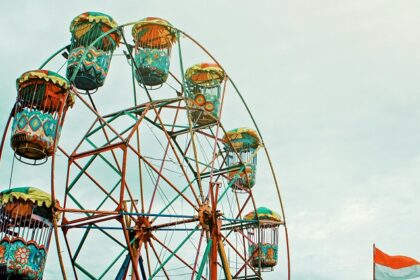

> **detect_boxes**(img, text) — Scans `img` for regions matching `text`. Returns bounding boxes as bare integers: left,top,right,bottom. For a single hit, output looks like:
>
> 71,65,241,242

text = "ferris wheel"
0,12,290,280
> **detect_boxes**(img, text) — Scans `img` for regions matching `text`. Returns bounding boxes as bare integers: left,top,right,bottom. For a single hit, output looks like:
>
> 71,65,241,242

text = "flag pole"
373,243,376,280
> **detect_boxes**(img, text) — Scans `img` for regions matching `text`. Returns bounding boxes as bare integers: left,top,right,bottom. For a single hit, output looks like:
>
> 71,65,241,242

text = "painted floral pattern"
15,247,30,265
0,239,47,280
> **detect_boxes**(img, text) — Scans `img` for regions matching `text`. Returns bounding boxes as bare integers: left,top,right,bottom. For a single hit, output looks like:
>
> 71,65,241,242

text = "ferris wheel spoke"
133,126,145,214
206,81,228,187
233,254,258,279
217,194,253,240
150,180,197,224
144,242,152,279
190,230,205,280
221,233,261,279
222,190,247,222
143,162,196,219
151,217,198,230
128,148,198,211
149,226,199,279
183,121,207,204
120,216,141,280
231,238,260,280
222,227,252,272
236,193,252,218
148,239,171,279
62,214,120,230
170,137,200,179
145,137,175,215
150,232,206,280
147,106,202,206
169,129,203,178
213,166,246,206
195,237,214,280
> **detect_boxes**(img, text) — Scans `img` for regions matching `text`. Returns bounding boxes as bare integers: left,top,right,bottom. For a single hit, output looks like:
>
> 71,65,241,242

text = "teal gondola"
132,17,177,88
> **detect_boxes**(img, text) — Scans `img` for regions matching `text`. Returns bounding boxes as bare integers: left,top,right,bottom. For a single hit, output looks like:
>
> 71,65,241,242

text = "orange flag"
374,246,420,280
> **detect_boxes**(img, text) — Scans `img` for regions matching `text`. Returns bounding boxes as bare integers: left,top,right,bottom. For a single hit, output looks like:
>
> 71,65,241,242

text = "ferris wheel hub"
197,203,223,231
198,203,212,230
133,216,152,243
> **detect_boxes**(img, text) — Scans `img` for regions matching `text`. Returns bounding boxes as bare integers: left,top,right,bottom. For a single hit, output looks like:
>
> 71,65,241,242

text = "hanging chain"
8,154,15,189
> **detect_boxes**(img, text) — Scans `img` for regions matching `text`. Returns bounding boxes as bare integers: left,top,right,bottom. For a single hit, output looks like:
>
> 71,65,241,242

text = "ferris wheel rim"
21,18,291,280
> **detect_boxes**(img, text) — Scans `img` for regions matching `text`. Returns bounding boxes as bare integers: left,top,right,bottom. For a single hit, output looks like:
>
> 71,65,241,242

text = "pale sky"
1,1,420,279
